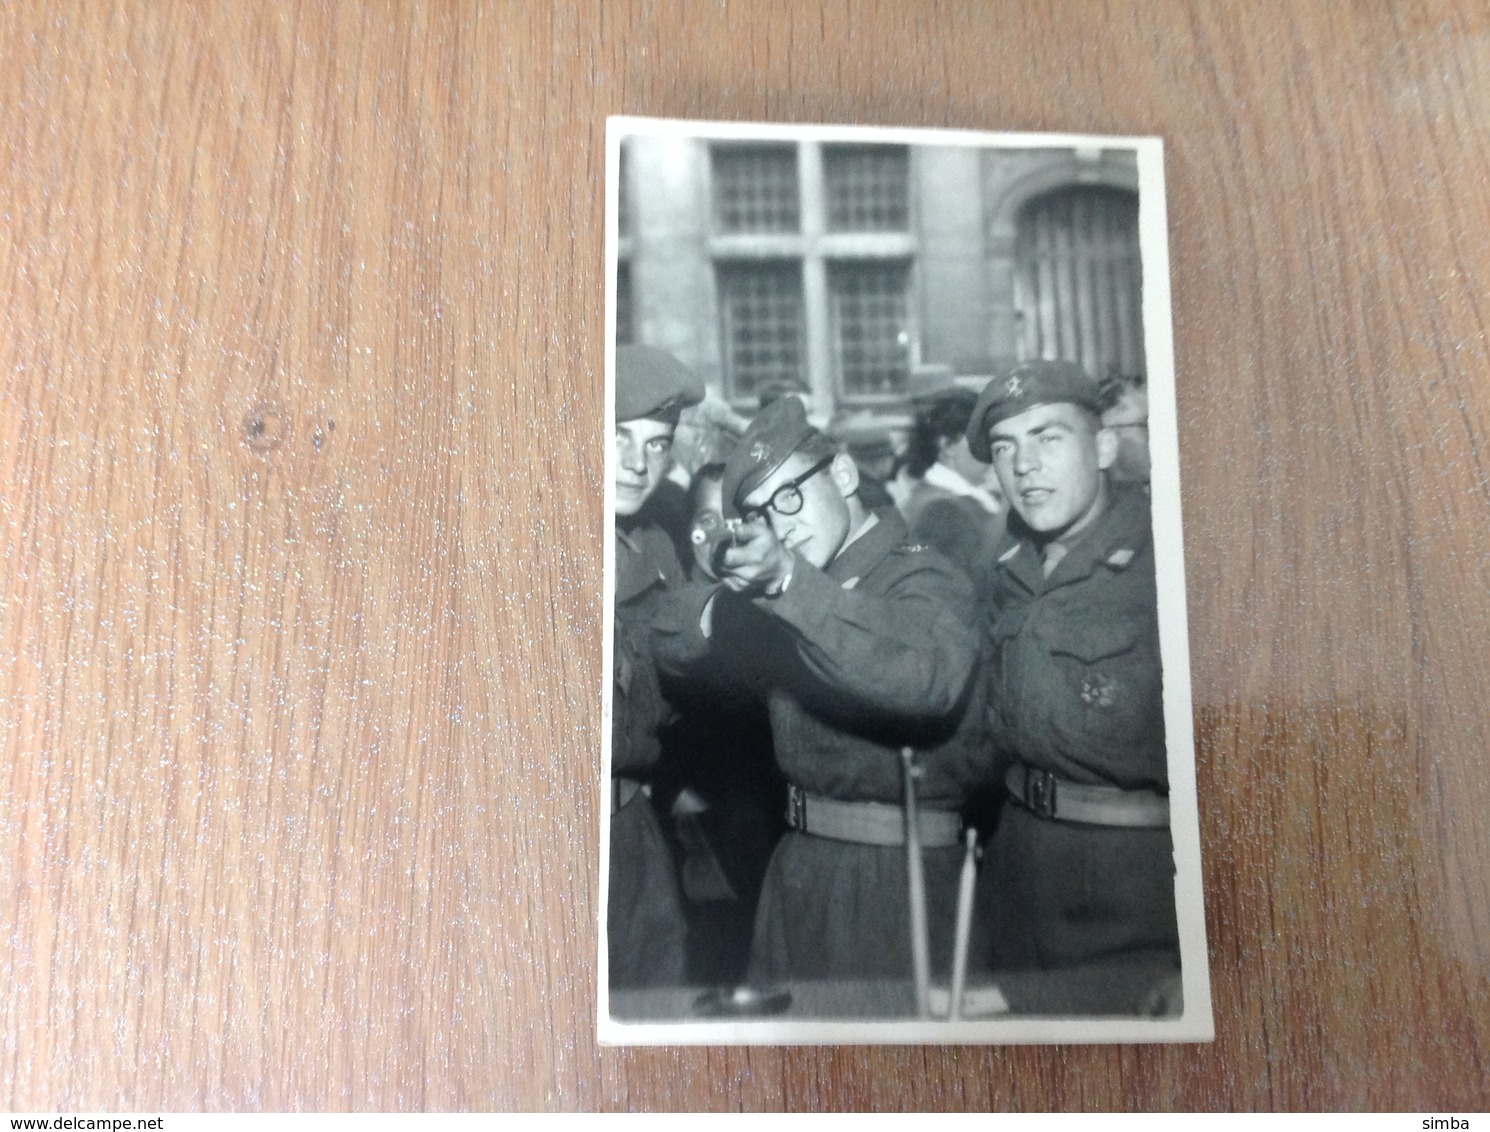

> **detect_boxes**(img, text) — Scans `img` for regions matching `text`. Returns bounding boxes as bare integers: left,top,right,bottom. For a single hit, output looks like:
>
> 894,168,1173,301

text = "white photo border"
598,115,1213,1046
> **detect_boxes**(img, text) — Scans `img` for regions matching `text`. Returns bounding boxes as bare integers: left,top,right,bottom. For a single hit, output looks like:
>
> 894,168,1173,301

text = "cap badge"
1006,375,1026,397
749,440,771,464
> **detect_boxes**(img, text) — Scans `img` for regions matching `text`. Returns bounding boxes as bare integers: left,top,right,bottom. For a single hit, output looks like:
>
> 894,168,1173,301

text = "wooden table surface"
3,0,1487,1112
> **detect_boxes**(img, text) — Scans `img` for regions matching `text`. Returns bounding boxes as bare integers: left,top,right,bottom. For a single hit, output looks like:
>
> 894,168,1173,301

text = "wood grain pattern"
2,0,1487,1111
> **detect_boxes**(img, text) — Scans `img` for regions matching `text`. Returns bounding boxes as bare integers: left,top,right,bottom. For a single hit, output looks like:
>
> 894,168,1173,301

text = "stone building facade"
616,132,1145,423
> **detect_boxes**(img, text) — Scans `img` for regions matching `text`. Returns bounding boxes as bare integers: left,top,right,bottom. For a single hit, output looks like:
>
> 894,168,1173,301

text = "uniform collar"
995,482,1150,593
616,525,643,556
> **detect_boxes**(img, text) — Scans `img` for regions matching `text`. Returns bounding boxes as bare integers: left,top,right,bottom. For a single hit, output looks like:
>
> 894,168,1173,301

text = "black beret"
616,345,705,422
721,396,820,515
966,359,1105,462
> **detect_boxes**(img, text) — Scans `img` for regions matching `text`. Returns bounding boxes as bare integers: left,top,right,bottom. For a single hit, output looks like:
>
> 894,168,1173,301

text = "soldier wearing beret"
966,360,1179,1006
653,397,989,985
609,344,704,990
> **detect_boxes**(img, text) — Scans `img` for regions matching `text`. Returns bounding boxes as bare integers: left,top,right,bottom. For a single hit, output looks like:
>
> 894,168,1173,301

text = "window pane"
824,145,909,232
830,261,912,398
718,262,804,402
712,146,800,233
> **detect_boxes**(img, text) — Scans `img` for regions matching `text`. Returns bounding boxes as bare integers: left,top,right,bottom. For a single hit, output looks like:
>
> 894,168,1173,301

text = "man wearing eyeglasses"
609,344,704,991
655,396,989,984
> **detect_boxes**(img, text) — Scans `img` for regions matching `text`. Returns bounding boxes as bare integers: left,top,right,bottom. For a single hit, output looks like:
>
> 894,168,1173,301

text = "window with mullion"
712,146,801,234
824,145,909,232
717,261,805,404
829,260,912,399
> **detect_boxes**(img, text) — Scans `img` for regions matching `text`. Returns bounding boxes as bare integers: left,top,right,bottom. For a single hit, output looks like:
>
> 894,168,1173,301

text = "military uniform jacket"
987,484,1167,790
613,522,683,778
656,511,987,808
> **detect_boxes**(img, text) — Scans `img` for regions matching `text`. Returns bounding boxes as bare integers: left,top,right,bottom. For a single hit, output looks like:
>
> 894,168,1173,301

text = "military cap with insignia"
721,395,822,515
615,344,705,422
966,359,1106,462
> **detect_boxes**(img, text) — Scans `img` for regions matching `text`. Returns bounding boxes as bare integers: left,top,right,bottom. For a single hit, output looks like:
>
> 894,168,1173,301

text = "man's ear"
830,451,861,497
1096,426,1119,471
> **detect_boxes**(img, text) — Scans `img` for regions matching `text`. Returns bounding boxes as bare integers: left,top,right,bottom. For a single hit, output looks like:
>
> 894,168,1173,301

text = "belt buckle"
787,785,807,831
1025,767,1058,820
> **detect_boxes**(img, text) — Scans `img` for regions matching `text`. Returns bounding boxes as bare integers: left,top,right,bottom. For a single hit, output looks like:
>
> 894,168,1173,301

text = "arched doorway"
1014,185,1144,381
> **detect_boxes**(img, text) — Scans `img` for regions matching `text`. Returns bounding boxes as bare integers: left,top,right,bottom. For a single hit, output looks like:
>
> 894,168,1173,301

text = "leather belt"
1005,763,1169,829
785,784,961,848
612,776,649,815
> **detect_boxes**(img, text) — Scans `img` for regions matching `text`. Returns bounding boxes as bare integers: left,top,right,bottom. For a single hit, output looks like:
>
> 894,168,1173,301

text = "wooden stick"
900,746,931,1020
948,827,977,1021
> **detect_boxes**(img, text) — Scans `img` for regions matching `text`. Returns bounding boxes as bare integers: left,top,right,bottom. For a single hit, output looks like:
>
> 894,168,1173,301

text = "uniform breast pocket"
1044,611,1165,769
1048,620,1141,713
1049,620,1139,665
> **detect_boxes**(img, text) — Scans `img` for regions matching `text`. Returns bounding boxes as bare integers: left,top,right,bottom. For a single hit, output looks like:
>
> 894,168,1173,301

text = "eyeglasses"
739,455,836,524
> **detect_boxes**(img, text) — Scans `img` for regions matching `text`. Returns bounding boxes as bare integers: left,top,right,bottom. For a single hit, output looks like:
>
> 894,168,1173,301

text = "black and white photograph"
600,117,1211,1044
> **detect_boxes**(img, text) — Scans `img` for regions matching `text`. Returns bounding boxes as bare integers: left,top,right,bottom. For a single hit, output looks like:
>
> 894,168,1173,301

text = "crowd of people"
609,343,1179,1017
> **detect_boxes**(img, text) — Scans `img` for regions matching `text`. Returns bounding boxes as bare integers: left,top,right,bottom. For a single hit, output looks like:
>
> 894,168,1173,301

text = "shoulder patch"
1105,547,1136,569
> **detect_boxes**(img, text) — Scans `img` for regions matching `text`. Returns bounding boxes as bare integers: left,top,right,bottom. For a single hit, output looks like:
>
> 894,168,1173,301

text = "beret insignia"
722,397,819,518
966,360,1105,463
